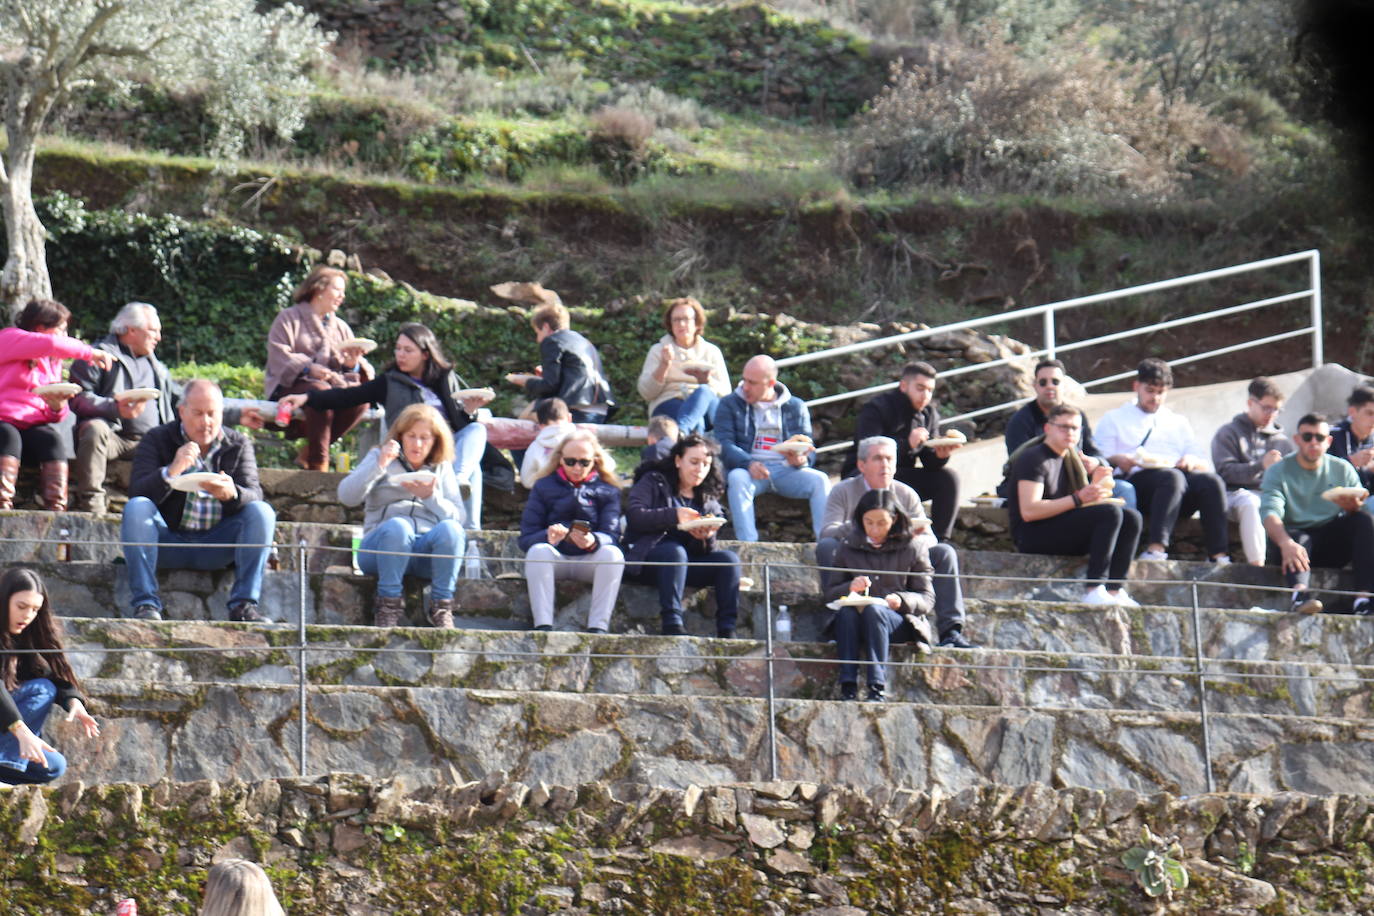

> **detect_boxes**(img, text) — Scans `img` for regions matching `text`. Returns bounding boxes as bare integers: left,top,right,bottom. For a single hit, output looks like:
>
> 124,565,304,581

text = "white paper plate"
772,439,813,455
341,337,378,354
925,436,966,448
392,470,437,485
455,387,495,401
969,496,1004,508
115,387,160,403
835,594,883,607
32,382,80,397
169,471,222,493
1135,450,1172,469
678,516,727,531
1322,486,1369,502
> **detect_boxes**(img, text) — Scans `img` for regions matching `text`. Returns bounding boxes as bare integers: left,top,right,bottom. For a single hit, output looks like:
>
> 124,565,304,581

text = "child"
640,414,679,466
522,398,576,487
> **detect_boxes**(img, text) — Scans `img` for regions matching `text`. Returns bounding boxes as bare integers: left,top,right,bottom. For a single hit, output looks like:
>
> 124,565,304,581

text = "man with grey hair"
816,435,975,648
70,303,259,515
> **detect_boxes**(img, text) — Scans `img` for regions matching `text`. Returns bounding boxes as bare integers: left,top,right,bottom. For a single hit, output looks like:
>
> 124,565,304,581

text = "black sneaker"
661,623,687,636
585,626,608,634
532,624,553,632
938,629,978,649
866,684,886,703
716,628,737,639
1290,592,1323,615
131,604,162,621
1355,598,1372,617
228,600,270,623
840,682,858,701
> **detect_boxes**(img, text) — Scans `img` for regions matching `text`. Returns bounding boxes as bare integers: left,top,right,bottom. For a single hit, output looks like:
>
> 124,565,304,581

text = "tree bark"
0,138,51,310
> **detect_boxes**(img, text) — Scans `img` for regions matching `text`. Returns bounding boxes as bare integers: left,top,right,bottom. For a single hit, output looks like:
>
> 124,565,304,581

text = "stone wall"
8,773,1373,913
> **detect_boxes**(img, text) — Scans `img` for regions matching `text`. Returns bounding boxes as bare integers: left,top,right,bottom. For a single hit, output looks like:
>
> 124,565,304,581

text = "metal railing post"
297,538,308,778
1043,308,1056,360
1190,582,1215,793
763,562,778,781
1310,250,1324,367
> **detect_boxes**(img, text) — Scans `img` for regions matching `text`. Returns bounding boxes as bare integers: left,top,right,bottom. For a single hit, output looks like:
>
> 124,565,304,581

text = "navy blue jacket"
518,471,622,555
1327,417,1374,490
622,469,725,573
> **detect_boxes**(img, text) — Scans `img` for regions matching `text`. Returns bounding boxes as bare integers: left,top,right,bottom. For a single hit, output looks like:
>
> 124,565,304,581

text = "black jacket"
524,329,612,413
622,469,723,574
821,527,935,641
843,389,949,477
1327,418,1374,489
306,367,477,434
70,336,242,435
128,421,263,531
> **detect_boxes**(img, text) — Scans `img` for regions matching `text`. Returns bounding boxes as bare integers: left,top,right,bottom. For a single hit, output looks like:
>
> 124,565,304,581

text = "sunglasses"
562,457,593,467
1299,432,1329,443
1036,378,1063,387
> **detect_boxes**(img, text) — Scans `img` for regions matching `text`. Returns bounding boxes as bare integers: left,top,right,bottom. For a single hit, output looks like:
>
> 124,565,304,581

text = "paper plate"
169,471,222,493
506,372,535,385
392,470,437,485
738,576,755,591
1083,497,1127,506
115,387,160,403
836,594,883,607
677,360,713,373
1134,450,1172,469
969,496,1004,508
1322,486,1369,502
678,516,727,531
455,387,495,401
32,382,80,397
341,337,378,354
925,436,967,448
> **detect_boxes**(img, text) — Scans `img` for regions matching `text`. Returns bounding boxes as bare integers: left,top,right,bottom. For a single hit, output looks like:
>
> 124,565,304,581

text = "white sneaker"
1082,585,1114,606
1139,549,1168,561
1213,555,1233,566
1109,589,1141,608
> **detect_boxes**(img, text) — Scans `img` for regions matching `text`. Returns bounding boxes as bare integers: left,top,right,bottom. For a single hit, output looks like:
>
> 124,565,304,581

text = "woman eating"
0,299,114,511
264,265,373,470
518,428,625,633
0,567,101,785
624,433,741,637
338,404,466,628
280,322,492,529
636,297,731,435
823,488,935,703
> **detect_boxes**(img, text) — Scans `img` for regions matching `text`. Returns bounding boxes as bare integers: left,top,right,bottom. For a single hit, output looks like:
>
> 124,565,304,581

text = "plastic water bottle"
775,605,792,642
462,541,486,579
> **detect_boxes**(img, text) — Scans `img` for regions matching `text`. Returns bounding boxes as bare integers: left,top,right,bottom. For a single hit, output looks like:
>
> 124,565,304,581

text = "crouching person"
340,404,466,628
121,380,276,623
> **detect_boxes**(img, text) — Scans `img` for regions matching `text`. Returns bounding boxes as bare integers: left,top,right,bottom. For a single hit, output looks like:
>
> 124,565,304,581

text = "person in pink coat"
0,300,113,511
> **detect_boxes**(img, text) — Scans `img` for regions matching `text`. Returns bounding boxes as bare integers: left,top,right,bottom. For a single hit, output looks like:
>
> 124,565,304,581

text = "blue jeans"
358,517,466,600
453,422,486,530
0,678,67,784
833,603,915,688
1113,478,1137,510
652,386,720,435
121,497,276,612
816,539,965,638
727,464,830,542
640,540,740,634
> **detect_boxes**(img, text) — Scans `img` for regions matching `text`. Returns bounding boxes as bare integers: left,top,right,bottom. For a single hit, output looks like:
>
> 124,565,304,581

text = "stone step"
56,678,1374,796
54,616,1374,721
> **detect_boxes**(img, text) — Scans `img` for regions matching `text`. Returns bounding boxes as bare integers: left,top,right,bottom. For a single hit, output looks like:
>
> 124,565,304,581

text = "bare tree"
0,0,329,306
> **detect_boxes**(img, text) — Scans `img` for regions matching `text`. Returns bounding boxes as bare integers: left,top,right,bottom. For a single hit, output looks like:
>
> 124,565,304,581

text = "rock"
740,813,787,848
15,788,47,845
650,835,736,861
765,848,814,875
525,731,624,786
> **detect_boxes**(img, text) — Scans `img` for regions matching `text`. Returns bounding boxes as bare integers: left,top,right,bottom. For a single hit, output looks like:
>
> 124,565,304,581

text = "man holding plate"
121,380,276,623
70,302,260,516
1260,412,1374,615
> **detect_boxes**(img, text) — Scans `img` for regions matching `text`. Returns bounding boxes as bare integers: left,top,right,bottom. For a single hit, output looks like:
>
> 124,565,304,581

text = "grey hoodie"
338,446,464,533
1210,412,1294,490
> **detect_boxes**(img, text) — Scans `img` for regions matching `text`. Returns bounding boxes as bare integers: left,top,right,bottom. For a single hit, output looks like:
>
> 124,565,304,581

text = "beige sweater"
636,334,731,414
263,302,372,398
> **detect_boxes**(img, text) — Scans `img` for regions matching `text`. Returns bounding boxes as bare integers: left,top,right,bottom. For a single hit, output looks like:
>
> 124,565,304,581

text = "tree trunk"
0,139,51,310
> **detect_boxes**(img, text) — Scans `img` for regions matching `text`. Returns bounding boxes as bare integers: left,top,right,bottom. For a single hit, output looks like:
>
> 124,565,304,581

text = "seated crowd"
4,289,1374,717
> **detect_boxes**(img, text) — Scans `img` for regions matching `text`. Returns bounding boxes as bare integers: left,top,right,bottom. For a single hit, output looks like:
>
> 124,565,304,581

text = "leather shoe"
228,600,270,623
938,629,977,649
839,682,858,702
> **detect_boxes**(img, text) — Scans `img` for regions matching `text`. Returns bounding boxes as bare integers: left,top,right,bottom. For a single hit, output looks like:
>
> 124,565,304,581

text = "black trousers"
0,415,76,463
1015,504,1143,589
1129,468,1228,555
1269,512,1374,596
895,465,960,541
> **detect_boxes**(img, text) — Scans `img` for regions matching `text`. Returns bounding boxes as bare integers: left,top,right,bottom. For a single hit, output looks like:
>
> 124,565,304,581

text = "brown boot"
428,598,455,629
0,455,18,510
373,595,406,627
39,461,69,512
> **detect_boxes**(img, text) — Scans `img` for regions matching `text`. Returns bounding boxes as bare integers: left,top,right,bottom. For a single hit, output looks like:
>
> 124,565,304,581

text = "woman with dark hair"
823,488,935,703
0,567,100,785
280,322,494,528
624,433,741,637
264,265,373,470
636,297,731,434
0,299,114,510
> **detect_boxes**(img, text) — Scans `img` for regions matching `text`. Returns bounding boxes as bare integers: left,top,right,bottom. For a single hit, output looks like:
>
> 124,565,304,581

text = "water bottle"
774,605,792,642
56,528,71,563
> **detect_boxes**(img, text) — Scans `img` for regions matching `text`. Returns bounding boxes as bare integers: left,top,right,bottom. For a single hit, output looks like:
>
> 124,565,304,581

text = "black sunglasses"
1299,432,1329,443
562,457,593,467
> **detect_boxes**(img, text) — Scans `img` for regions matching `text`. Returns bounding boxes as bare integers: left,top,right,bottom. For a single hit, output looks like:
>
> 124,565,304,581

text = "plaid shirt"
164,430,226,532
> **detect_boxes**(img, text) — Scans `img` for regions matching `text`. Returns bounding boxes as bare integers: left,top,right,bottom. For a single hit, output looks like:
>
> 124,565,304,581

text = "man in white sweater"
1095,358,1231,563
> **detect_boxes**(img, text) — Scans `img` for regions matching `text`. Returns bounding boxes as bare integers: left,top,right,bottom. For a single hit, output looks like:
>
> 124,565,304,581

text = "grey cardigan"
337,447,464,533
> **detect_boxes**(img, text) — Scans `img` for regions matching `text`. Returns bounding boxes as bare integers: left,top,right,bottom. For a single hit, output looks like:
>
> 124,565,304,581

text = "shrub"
839,31,1249,199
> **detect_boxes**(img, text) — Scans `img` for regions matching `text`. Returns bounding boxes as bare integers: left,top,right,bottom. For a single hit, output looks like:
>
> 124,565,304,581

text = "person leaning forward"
69,302,259,516
120,380,276,623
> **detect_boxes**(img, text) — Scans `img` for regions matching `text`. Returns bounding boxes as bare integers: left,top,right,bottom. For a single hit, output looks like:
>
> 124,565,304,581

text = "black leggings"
1015,504,1143,589
896,465,961,541
1130,468,1228,555
0,416,75,463
1271,512,1374,595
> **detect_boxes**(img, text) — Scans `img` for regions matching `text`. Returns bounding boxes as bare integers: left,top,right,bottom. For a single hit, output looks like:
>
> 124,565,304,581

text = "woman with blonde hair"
200,858,285,916
518,428,625,633
339,404,465,628
636,296,730,434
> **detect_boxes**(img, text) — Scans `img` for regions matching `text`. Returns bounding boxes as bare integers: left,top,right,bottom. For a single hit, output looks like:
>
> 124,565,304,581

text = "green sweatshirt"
1259,453,1361,530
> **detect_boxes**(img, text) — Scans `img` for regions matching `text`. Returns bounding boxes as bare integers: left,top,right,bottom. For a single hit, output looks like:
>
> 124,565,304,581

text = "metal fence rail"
6,529,1368,794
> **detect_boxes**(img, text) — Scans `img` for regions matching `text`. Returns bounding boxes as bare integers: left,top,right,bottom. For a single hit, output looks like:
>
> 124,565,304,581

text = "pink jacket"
0,327,95,428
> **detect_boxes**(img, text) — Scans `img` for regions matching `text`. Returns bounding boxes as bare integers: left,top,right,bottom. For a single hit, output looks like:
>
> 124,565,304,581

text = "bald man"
714,355,829,541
